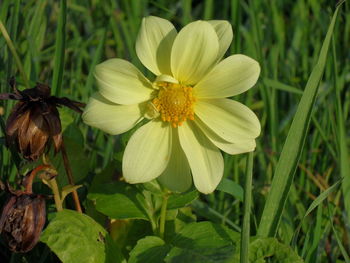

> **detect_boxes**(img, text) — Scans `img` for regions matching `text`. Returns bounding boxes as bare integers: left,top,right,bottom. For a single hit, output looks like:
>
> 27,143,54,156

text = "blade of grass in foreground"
257,2,344,237
332,35,350,224
0,20,30,89
51,0,66,96
240,152,254,263
291,180,342,247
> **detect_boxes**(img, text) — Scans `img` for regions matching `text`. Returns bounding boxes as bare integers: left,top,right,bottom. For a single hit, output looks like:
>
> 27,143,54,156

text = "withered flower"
0,79,85,160
0,166,49,253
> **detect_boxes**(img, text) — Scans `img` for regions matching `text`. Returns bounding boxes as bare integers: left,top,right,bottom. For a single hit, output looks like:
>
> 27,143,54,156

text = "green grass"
0,0,349,262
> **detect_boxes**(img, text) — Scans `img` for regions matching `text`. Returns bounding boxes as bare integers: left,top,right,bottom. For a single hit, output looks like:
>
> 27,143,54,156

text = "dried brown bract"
0,168,48,253
0,192,46,253
0,79,85,160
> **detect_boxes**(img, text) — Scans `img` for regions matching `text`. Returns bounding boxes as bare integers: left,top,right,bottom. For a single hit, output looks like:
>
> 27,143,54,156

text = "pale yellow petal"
194,117,256,154
178,121,223,194
136,16,177,76
208,20,233,61
158,131,192,192
95,59,154,105
82,93,142,135
123,121,172,183
194,55,260,99
171,21,219,85
195,99,261,142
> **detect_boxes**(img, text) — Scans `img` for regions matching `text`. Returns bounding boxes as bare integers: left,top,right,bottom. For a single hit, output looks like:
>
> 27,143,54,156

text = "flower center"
153,82,196,128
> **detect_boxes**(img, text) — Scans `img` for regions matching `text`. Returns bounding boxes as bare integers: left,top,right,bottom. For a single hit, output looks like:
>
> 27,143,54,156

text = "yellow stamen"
152,82,196,128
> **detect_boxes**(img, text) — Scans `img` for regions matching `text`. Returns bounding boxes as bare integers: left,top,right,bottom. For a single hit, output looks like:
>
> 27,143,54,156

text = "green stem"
0,20,30,89
49,178,63,212
240,152,254,263
159,193,169,239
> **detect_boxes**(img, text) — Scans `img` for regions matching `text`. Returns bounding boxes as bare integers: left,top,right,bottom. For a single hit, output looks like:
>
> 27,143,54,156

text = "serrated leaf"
40,209,123,263
128,236,171,263
233,237,304,263
88,182,149,220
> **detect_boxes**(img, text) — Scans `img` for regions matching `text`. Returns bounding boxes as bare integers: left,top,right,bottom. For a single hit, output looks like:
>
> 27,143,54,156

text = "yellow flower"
83,16,261,194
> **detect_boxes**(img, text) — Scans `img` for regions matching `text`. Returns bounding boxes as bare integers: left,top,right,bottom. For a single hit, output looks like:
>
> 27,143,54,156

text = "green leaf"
40,209,123,263
164,207,197,240
61,184,83,202
167,190,199,210
88,182,149,220
89,161,119,192
191,200,241,232
58,107,75,132
165,222,240,263
142,180,163,196
63,123,85,146
233,237,304,263
257,4,343,237
216,178,244,201
128,222,240,263
128,236,171,263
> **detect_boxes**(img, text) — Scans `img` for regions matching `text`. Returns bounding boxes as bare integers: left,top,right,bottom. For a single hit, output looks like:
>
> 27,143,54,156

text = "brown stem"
61,139,82,213
25,165,51,193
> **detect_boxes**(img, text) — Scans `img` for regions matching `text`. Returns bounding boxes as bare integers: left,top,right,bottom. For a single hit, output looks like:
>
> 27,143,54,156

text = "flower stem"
61,140,82,213
50,178,63,212
159,193,169,239
25,165,51,193
0,20,30,89
240,152,254,263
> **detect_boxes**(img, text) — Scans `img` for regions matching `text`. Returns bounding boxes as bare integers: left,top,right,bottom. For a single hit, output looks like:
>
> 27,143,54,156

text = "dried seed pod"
0,193,46,253
0,79,85,161
0,166,51,253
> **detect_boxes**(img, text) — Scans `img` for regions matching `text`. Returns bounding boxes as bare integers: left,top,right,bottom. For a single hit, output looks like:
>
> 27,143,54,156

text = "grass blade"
84,29,107,98
0,19,30,89
332,32,350,223
51,0,66,96
291,180,341,247
240,152,254,263
327,204,350,263
257,3,343,237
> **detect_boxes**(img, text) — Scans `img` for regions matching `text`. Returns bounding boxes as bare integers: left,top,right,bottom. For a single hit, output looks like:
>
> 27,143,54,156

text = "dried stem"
61,139,82,213
24,163,63,212
25,164,51,193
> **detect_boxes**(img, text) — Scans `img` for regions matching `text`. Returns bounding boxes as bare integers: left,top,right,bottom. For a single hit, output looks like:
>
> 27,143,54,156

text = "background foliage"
0,0,349,262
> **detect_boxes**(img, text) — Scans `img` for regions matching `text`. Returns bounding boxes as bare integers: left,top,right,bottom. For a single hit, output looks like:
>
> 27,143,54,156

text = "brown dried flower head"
0,79,85,160
0,168,48,253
